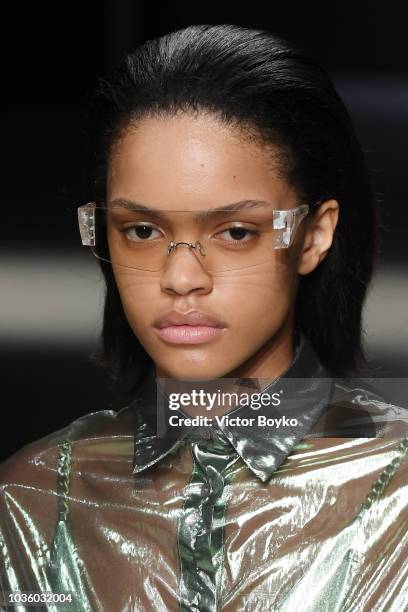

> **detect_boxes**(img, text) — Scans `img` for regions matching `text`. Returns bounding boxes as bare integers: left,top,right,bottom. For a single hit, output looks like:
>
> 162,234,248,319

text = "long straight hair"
86,24,378,394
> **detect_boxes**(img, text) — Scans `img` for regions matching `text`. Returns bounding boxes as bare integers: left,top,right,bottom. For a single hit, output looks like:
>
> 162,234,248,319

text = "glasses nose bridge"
167,240,205,256
163,239,208,272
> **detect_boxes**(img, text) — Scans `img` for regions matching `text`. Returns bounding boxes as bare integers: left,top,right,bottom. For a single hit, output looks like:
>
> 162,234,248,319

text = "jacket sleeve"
0,439,60,598
343,437,408,611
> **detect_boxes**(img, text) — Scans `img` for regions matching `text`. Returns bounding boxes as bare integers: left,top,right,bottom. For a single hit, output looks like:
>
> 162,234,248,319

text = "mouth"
155,324,225,344
153,310,226,344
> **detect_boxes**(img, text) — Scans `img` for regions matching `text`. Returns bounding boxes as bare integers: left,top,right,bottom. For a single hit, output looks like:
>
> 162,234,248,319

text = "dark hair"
86,23,378,392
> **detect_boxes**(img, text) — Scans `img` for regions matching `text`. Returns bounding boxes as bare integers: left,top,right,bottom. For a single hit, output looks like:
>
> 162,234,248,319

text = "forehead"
107,112,297,211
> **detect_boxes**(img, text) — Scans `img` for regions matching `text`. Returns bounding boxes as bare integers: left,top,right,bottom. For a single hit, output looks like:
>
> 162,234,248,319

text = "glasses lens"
90,205,303,272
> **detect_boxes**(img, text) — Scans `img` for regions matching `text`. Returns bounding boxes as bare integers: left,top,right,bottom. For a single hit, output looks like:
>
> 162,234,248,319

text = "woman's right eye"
123,224,162,241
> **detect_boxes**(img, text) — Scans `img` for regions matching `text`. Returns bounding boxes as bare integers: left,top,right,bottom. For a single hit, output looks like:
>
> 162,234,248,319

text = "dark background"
1,2,407,461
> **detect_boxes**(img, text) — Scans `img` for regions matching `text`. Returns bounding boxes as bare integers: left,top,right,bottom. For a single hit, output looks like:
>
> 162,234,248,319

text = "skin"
107,112,339,396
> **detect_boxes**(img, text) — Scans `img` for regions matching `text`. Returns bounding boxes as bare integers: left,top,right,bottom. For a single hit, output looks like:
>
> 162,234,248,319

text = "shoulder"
312,377,408,438
0,405,137,490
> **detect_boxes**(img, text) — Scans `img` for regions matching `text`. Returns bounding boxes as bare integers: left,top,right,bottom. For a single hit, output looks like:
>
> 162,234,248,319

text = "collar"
130,329,334,483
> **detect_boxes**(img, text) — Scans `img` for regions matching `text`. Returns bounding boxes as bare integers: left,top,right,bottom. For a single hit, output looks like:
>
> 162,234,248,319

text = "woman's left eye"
216,227,257,242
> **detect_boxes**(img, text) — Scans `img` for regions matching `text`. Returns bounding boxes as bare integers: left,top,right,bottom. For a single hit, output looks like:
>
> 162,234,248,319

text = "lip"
154,310,226,344
154,310,226,329
155,325,224,344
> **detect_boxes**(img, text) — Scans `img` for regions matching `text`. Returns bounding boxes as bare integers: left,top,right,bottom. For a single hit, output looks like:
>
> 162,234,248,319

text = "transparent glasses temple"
78,202,96,246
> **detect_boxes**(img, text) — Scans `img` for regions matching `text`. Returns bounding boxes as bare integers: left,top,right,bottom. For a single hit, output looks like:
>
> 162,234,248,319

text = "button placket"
177,435,237,612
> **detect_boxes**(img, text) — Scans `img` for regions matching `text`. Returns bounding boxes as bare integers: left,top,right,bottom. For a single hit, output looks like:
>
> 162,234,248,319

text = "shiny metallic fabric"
1,333,408,611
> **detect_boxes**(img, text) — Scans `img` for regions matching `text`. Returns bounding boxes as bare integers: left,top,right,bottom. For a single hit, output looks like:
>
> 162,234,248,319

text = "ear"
297,199,339,275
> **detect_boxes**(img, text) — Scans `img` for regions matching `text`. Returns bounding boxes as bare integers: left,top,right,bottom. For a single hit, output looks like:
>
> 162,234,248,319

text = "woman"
1,24,407,612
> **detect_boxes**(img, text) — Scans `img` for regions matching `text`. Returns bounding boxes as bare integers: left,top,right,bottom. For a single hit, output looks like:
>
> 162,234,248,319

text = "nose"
160,242,213,296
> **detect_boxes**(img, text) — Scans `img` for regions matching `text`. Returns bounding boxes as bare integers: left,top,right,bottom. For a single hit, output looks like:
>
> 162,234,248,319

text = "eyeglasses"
77,202,310,273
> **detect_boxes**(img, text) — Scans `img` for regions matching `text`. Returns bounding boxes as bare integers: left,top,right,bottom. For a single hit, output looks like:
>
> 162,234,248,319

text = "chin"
154,356,232,381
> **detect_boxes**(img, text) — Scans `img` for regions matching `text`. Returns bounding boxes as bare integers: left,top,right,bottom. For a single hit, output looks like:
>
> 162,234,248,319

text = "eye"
123,223,163,242
215,226,259,244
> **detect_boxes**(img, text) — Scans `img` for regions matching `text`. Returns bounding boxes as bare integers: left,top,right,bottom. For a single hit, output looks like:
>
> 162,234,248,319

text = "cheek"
217,267,297,333
112,272,159,336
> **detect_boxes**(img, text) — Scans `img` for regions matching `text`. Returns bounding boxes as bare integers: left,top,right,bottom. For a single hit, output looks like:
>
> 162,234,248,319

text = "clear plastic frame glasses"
77,201,310,273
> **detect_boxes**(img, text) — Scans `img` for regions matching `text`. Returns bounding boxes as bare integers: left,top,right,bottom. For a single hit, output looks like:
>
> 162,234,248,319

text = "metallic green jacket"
1,333,408,611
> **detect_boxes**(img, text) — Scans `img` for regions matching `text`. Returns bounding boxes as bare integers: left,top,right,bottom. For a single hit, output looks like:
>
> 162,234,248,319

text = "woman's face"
107,112,307,380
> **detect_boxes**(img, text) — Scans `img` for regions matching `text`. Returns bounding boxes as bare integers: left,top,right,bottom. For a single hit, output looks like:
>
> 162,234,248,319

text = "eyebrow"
108,198,274,221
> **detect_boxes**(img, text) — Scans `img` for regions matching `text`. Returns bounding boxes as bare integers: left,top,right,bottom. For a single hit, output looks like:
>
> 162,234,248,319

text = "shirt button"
201,484,211,497
191,426,212,439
